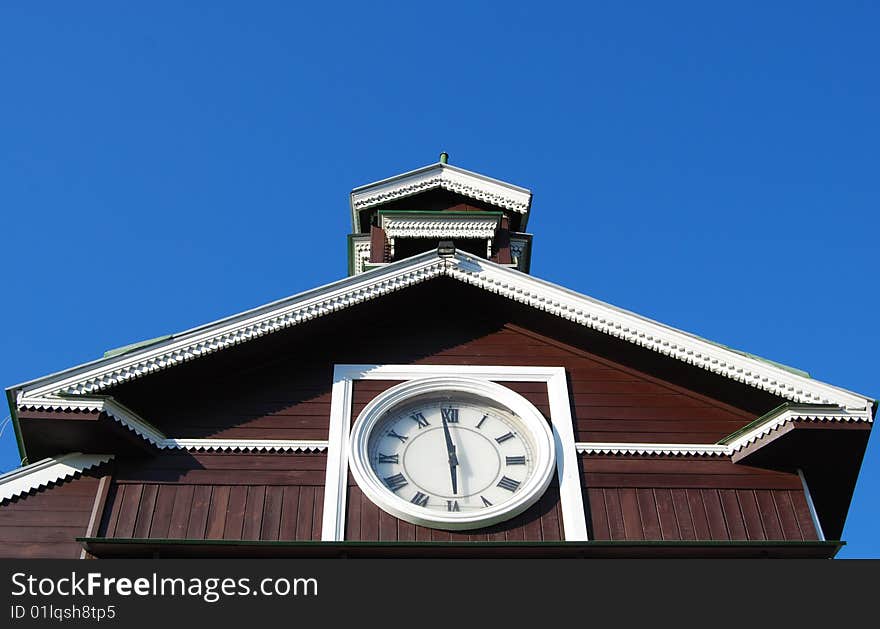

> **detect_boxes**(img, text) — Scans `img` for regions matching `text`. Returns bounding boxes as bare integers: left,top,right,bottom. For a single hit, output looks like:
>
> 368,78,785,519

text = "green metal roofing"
102,334,174,358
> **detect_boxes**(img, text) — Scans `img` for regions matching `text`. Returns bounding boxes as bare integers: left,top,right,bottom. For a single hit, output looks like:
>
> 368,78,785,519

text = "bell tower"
347,154,534,275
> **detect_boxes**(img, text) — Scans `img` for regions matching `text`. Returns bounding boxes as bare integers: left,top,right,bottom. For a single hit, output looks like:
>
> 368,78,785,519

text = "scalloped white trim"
725,407,873,454
351,164,531,216
576,443,730,456
381,215,500,239
0,453,114,502
162,439,328,452
15,252,872,412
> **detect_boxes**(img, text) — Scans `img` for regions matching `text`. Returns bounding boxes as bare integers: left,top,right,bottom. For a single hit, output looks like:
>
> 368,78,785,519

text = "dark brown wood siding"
582,455,817,541
107,279,771,444
345,484,563,542
99,452,326,541
0,471,103,558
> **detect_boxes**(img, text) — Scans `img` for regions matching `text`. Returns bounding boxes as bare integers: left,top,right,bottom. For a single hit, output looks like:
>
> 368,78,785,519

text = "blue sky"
1,2,877,556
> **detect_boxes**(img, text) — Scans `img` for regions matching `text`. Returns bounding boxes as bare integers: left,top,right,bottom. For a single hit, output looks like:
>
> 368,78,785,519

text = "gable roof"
9,250,873,416
350,162,533,232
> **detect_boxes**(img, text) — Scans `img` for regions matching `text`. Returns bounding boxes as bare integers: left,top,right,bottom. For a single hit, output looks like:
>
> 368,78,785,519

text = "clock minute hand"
441,416,459,495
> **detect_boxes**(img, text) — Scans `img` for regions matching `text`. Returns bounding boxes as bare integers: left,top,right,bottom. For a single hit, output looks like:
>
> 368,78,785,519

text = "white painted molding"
351,235,371,275
799,468,826,542
0,453,114,502
723,406,872,454
350,163,532,229
321,364,589,542
161,439,328,453
576,443,730,456
380,213,500,240
14,251,872,413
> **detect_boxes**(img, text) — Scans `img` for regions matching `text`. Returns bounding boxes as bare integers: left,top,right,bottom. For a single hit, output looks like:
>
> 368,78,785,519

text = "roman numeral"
497,476,520,492
495,432,515,444
506,456,526,465
481,496,493,507
476,415,488,429
384,474,408,491
410,412,429,428
376,453,399,464
446,500,460,512
411,492,429,507
388,430,408,443
441,408,459,423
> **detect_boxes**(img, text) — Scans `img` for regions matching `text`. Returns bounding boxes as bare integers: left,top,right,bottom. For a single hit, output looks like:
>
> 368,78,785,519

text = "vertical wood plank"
671,489,695,540
378,507,398,541
167,485,195,539
205,486,230,540
618,488,643,540
279,486,300,540
737,490,766,540
587,488,610,540
773,490,803,541
790,490,819,540
360,497,380,542
296,486,316,541
186,486,212,539
133,485,158,538
686,490,710,539
242,486,266,540
149,486,176,539
604,488,626,541
654,489,680,540
224,486,247,540
261,487,283,541
114,484,143,539
98,483,123,537
398,519,415,542
700,489,729,539
541,491,562,541
755,490,783,540
345,487,361,541
311,486,324,541
719,489,747,540
637,489,661,540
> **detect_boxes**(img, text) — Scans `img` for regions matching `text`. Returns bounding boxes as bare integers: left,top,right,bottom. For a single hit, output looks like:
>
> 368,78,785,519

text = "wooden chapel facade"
1,158,874,558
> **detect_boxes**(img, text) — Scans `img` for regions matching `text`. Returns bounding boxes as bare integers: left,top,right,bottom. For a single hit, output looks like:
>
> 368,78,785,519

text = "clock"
348,377,556,530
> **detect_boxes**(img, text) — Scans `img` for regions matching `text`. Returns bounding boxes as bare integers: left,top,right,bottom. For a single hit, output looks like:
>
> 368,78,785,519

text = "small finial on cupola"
439,151,449,164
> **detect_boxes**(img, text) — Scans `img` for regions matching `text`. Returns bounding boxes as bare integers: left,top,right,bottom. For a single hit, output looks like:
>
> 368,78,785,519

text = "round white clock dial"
349,377,556,530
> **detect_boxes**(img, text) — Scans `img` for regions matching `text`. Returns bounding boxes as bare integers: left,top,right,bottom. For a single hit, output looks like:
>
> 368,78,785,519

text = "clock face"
349,377,556,530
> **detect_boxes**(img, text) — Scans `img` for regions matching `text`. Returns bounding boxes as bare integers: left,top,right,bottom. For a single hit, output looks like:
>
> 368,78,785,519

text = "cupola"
347,154,534,275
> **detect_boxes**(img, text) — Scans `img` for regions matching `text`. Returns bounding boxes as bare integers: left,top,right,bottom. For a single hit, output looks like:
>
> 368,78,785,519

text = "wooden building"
1,157,874,558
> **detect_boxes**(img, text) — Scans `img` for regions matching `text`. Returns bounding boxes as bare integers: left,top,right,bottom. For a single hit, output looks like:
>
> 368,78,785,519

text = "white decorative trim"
724,406,872,454
799,468,826,541
509,237,529,271
380,213,500,240
351,164,531,226
576,443,730,456
14,251,872,413
322,364,588,542
0,453,114,502
351,235,371,275
20,396,166,446
161,439,328,453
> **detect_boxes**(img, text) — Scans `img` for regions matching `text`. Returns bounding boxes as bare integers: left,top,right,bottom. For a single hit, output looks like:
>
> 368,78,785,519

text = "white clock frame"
348,376,557,530
322,364,589,541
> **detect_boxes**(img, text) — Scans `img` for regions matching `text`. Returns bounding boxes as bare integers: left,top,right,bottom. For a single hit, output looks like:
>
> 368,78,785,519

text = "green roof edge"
103,334,174,359
78,537,844,549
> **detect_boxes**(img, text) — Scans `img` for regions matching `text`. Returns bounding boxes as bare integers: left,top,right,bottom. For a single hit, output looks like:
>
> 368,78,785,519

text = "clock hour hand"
441,416,459,495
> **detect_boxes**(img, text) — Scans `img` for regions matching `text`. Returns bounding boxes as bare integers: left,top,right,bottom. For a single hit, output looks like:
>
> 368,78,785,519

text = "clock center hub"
402,426,501,499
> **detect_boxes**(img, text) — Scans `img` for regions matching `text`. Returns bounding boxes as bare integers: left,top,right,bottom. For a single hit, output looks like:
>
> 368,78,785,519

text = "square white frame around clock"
321,364,589,541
